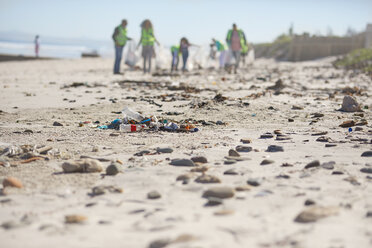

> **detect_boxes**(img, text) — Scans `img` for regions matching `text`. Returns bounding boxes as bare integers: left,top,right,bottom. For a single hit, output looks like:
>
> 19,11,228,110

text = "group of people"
112,19,249,75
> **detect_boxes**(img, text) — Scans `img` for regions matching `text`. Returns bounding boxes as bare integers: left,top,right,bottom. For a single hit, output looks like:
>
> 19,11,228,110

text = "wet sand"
0,57,371,248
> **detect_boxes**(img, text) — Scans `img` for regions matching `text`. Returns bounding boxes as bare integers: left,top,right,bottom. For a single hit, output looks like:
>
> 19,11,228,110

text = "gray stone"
170,159,195,167
321,161,335,170
361,151,372,157
223,168,238,175
332,171,344,175
224,160,237,165
260,159,274,165
316,136,332,142
191,156,208,163
134,150,151,156
294,206,338,223
340,95,361,112
202,186,235,199
305,160,320,169
228,149,240,157
266,145,284,152
106,163,121,175
147,190,161,199
195,174,221,184
53,121,63,126
360,168,372,174
205,197,223,206
240,138,251,144
260,133,274,139
156,147,173,154
148,239,171,248
325,144,337,147
304,199,316,206
91,185,123,196
276,135,291,141
247,178,261,187
235,145,252,152
62,159,103,173
176,173,193,181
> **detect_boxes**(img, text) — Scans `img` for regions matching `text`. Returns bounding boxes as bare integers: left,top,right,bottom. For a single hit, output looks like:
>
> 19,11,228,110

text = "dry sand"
0,57,371,248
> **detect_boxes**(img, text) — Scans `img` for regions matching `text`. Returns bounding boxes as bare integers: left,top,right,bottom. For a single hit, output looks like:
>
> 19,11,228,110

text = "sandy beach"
0,57,371,248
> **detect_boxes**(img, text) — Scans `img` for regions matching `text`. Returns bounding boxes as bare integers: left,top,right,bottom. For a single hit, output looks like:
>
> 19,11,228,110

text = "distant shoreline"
0,53,56,62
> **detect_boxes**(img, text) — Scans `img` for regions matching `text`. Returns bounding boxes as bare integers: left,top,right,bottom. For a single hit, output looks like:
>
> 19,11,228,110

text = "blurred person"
241,41,249,65
226,23,247,73
137,19,159,74
34,35,40,57
211,38,227,69
209,43,216,60
179,37,197,72
170,45,180,72
112,19,132,74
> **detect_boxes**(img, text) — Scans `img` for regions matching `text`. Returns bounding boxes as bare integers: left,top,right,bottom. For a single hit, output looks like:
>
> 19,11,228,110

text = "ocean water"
0,40,254,69
0,40,113,58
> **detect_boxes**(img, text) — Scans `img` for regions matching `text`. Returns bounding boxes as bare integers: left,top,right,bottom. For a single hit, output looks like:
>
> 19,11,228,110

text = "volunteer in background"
112,19,132,74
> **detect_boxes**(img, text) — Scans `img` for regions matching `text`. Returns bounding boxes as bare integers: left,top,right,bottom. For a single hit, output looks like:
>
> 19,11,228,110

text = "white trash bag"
124,40,140,67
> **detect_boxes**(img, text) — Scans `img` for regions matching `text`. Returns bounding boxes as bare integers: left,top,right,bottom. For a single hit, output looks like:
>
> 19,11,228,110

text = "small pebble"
191,156,208,163
260,159,274,165
205,197,223,206
2,177,23,188
134,150,151,156
106,163,121,175
170,159,195,167
202,187,235,199
223,168,238,175
156,147,173,154
235,145,252,152
304,199,316,206
147,190,161,199
195,174,221,184
214,209,235,216
281,163,294,167
266,145,284,152
228,149,240,157
294,206,338,223
321,161,335,170
53,121,63,126
305,160,320,169
360,168,372,174
260,133,274,139
361,151,372,157
65,215,87,224
325,144,337,147
62,159,103,173
240,138,251,144
247,178,261,187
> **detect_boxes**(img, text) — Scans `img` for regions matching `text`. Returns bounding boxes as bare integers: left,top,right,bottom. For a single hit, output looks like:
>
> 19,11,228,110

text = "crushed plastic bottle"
122,107,144,123
119,124,146,132
164,122,179,131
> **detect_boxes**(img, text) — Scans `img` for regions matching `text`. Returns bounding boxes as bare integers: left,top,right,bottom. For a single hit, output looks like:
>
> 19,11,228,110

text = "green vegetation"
334,48,372,75
254,34,292,60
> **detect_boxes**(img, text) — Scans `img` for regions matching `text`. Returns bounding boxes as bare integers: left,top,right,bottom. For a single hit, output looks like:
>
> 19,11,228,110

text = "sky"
0,0,371,45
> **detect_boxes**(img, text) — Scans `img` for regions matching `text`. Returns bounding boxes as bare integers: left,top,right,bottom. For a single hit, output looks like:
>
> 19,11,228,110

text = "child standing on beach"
137,19,159,74
211,38,227,69
170,45,180,72
34,35,40,57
